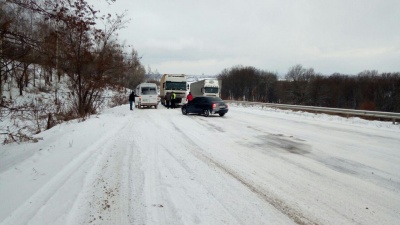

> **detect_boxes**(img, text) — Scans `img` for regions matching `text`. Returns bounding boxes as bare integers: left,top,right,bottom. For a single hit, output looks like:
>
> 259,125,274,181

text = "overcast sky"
92,0,400,76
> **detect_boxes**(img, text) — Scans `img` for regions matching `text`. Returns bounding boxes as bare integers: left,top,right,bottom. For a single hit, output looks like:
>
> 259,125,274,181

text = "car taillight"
212,103,216,109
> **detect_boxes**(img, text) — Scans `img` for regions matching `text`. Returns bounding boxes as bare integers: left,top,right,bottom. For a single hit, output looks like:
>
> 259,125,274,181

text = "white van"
135,83,159,109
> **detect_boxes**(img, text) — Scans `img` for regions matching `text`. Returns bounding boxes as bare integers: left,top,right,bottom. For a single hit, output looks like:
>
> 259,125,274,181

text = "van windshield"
141,87,157,95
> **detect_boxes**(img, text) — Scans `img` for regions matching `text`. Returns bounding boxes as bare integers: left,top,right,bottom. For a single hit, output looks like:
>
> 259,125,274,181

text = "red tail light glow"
212,103,216,109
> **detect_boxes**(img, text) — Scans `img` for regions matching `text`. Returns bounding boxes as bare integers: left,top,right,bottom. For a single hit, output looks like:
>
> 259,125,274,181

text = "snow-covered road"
1,104,399,225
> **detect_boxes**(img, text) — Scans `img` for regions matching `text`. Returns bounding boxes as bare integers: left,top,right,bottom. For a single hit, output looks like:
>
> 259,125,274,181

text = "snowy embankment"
0,104,399,225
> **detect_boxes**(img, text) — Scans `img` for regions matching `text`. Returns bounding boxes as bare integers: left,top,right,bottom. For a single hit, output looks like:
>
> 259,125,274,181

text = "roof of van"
137,83,157,86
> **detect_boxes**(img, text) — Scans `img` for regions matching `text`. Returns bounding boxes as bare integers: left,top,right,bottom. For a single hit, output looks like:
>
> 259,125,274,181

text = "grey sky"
93,0,400,75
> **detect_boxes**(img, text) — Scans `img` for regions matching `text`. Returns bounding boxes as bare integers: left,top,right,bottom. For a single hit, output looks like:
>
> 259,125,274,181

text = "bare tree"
284,64,315,104
123,48,145,89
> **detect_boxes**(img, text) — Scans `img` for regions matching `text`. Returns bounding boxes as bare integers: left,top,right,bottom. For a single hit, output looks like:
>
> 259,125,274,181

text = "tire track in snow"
133,110,189,225
141,110,248,224
171,122,319,225
0,117,128,225
66,117,139,225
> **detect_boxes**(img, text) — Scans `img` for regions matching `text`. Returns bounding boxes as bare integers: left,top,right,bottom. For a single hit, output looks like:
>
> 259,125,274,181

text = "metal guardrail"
225,100,400,124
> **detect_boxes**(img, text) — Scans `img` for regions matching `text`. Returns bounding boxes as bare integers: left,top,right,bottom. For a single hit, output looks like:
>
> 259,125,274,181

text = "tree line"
218,65,400,113
0,0,146,118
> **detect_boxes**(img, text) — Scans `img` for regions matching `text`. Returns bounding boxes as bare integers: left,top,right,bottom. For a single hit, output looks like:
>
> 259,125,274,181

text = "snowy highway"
1,104,399,225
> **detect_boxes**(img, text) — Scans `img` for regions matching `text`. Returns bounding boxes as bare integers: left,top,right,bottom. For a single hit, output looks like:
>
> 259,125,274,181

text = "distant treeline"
218,65,400,113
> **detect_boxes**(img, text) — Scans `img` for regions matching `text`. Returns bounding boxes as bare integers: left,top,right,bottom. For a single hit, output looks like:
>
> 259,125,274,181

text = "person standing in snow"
165,92,172,109
171,91,177,108
186,92,193,103
129,91,137,110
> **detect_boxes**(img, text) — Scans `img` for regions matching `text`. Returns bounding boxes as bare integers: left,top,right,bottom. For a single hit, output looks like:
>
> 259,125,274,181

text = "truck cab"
160,74,188,107
189,79,221,98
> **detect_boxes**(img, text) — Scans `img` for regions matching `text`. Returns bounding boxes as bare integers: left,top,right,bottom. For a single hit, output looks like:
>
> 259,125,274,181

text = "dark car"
181,96,228,117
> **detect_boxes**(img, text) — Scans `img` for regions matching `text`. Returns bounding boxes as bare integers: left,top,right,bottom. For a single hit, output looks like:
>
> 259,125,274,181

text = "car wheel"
182,107,188,115
203,109,210,117
219,113,225,117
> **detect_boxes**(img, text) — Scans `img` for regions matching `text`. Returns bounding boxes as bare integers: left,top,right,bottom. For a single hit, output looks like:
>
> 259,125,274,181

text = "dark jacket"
129,92,136,102
165,92,172,101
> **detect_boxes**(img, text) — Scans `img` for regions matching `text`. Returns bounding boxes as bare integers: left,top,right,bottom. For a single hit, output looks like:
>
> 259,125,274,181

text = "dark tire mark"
171,123,319,225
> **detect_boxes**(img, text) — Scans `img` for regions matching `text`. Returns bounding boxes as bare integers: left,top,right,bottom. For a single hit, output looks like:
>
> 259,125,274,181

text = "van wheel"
219,113,225,117
203,109,210,117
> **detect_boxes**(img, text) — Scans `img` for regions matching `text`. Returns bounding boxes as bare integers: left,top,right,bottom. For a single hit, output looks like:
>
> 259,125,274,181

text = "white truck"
135,83,159,109
160,74,187,106
189,79,222,98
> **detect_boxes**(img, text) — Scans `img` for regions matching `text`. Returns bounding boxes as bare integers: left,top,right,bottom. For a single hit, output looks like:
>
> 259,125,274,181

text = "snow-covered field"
1,104,399,225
